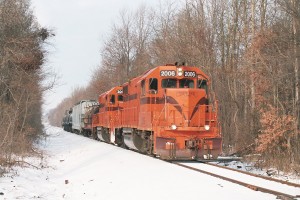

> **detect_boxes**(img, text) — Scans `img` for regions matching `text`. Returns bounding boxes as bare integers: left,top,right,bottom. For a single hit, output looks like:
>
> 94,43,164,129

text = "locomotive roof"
141,65,208,79
122,64,210,86
98,85,122,98
74,99,96,105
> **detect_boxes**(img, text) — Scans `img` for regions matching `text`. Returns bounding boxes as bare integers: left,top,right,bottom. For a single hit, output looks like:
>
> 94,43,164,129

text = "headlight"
204,125,210,131
177,68,183,76
171,124,177,130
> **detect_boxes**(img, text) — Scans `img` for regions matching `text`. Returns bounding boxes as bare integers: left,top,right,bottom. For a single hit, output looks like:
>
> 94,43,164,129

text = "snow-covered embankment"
0,123,275,200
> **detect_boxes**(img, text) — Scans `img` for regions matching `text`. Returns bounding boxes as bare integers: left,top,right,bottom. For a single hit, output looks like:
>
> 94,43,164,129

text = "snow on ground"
0,123,282,200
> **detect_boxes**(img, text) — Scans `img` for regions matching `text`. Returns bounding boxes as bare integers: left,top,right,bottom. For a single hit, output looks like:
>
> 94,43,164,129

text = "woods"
48,0,299,172
0,0,51,174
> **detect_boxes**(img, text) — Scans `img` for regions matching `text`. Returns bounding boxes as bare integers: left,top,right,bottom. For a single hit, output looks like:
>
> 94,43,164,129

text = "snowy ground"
0,123,293,200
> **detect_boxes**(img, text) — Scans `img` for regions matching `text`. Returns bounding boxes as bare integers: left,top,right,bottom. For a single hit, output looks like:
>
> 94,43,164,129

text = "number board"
160,70,176,77
184,71,196,77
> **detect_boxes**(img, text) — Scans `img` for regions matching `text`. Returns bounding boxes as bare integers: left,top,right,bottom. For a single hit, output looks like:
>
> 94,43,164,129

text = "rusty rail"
171,161,299,200
204,162,300,188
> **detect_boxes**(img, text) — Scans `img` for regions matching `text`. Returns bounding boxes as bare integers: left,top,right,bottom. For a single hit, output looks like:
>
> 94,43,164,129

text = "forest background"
49,0,300,172
1,0,297,173
0,0,53,175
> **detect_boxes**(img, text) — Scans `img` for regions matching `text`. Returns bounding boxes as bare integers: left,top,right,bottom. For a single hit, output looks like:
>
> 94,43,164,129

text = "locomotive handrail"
165,102,185,126
149,90,158,130
152,103,167,127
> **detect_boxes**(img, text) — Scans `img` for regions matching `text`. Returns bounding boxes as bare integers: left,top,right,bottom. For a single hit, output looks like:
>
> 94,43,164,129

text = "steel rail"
203,162,300,188
171,161,299,200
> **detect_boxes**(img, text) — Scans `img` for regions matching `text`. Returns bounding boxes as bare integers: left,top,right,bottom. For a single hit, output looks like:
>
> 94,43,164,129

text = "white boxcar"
72,100,97,134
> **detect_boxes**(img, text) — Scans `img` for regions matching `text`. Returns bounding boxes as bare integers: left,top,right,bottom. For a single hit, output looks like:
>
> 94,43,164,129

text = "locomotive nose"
165,88,207,128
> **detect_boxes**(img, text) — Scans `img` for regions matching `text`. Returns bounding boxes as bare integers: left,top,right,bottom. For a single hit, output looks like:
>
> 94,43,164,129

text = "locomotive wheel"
102,128,110,143
96,128,102,140
115,128,124,147
97,127,110,143
92,128,98,140
133,130,151,154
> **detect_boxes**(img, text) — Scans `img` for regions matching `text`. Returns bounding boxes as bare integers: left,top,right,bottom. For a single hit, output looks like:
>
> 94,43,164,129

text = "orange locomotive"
92,86,124,146
120,64,222,160
92,64,222,160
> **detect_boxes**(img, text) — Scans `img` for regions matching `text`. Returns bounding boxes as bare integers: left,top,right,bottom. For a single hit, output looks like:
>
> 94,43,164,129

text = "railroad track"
204,162,300,188
77,132,300,199
171,161,300,200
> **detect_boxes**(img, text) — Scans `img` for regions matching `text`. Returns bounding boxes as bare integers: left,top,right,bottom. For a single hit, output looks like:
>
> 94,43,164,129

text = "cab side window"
141,79,146,96
149,78,158,91
198,79,208,93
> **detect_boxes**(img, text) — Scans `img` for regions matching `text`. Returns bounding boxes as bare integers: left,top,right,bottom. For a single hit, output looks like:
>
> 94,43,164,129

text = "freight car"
71,100,97,135
62,108,72,132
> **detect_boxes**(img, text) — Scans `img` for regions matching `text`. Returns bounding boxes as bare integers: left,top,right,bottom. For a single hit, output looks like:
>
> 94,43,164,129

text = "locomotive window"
123,85,128,94
162,79,177,88
118,95,123,101
110,95,115,104
149,78,158,91
198,80,208,92
141,79,145,96
179,79,194,88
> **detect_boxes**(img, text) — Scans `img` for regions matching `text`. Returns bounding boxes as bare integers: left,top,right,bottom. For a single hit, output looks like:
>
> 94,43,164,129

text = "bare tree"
49,0,300,172
0,0,53,173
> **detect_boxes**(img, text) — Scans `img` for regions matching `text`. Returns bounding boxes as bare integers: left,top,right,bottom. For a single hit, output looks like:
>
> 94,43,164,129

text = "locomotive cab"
121,64,222,160
155,67,221,159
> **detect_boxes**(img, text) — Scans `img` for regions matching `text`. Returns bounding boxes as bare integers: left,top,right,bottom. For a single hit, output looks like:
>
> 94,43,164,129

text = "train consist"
62,64,222,160
62,100,98,135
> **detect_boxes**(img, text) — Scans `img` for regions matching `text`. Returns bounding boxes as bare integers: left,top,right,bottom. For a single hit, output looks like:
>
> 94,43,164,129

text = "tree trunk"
291,0,300,163
251,0,256,112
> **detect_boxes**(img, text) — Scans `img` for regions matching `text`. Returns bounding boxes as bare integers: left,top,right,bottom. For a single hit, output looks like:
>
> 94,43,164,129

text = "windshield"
179,79,194,88
162,79,177,88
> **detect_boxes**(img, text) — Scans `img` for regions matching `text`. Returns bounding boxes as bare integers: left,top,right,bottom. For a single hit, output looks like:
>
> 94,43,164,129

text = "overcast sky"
30,0,164,112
